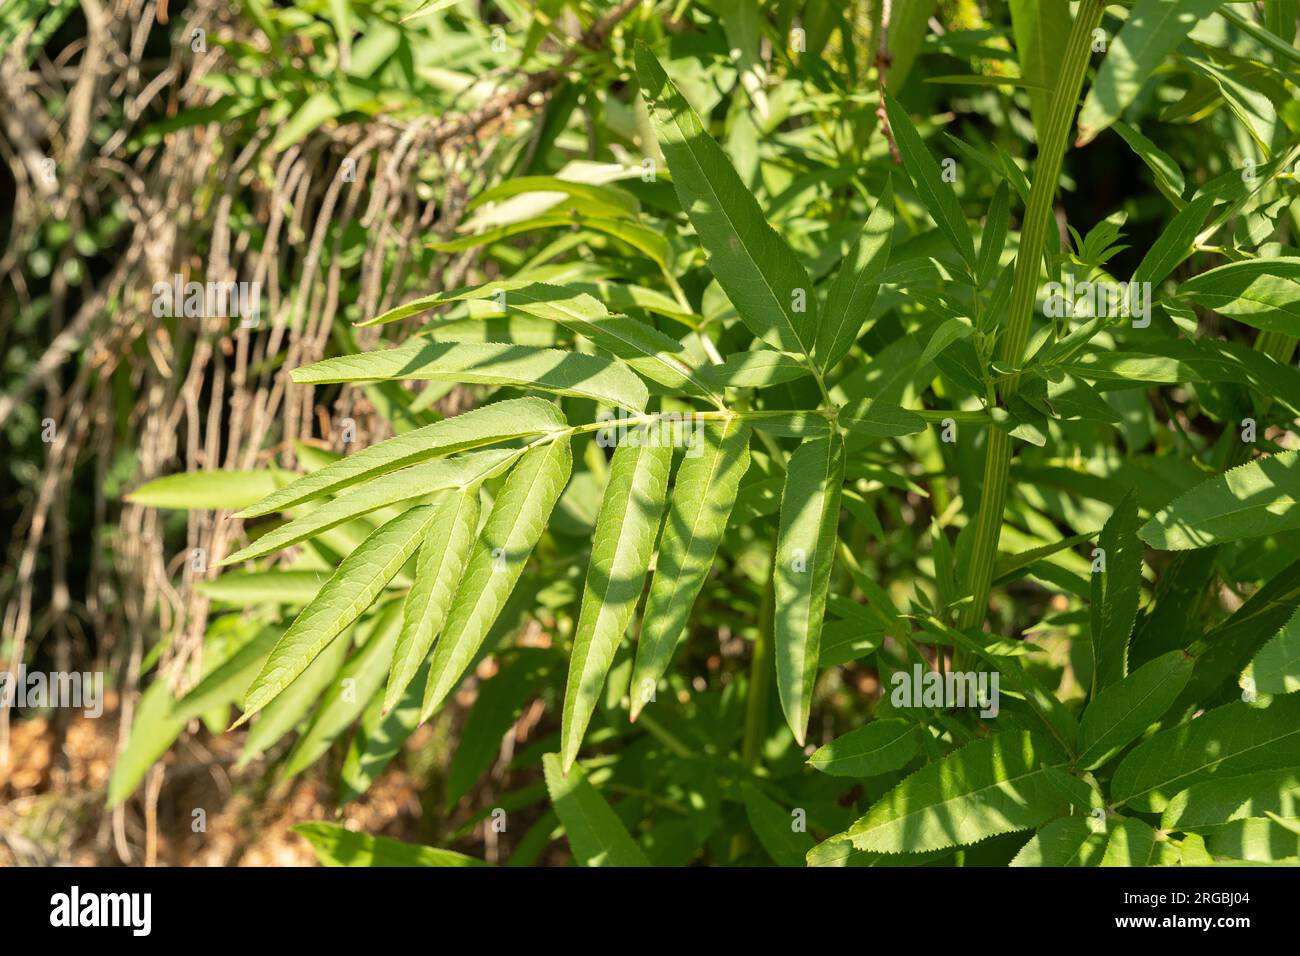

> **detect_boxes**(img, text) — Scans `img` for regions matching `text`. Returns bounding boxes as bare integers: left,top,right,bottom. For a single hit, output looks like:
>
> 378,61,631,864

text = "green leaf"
976,181,1010,288
814,180,894,370
359,281,711,394
463,176,639,227
430,216,673,276
1009,0,1070,135
1065,339,1300,417
882,91,976,269
126,469,281,511
446,648,558,808
806,837,949,868
1178,555,1300,708
502,284,718,399
993,530,1097,585
280,601,403,780
838,399,927,438
421,437,572,721
630,420,750,719
541,753,650,866
1076,0,1225,146
1021,373,1120,423
1077,650,1194,770
339,664,426,804
1177,259,1300,337
774,433,844,746
747,411,833,439
106,679,188,807
1091,491,1143,690
924,74,1053,90
271,91,343,154
344,20,399,77
918,316,975,369
1010,816,1107,866
635,44,817,356
401,0,465,25
1112,120,1186,203
1162,769,1300,832
197,571,330,606
238,628,351,766
220,449,513,565
233,506,440,727
1264,0,1299,43
1139,451,1300,551
700,349,810,389
384,489,480,712
808,719,920,777
1099,818,1162,866
1111,696,1300,812
560,437,671,771
1131,191,1216,286
1186,58,1277,153
294,822,489,866
740,782,814,866
172,626,281,721
1203,816,1300,862
293,340,649,412
238,398,566,518
1245,607,1300,696
845,731,1068,853
922,619,1079,752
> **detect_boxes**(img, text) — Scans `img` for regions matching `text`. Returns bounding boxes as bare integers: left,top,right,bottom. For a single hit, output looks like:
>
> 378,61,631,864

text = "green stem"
1219,6,1300,67
958,0,1106,635
741,531,778,769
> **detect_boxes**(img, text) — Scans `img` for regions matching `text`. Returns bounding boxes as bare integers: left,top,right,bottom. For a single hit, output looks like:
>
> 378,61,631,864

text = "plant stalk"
741,532,778,769
958,0,1106,635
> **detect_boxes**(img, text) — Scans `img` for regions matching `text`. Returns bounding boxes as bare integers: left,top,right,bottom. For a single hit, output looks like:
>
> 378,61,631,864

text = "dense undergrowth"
4,0,1300,867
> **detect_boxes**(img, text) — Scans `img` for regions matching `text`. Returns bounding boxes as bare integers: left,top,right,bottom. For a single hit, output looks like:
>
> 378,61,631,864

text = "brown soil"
0,692,455,867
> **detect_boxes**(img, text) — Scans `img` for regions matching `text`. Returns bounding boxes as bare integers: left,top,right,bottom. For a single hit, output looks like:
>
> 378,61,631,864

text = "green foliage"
295,822,491,867
81,0,1300,868
1140,450,1300,549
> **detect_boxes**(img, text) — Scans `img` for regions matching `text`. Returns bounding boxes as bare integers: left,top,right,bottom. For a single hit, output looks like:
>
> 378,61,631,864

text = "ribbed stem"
959,0,1106,633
